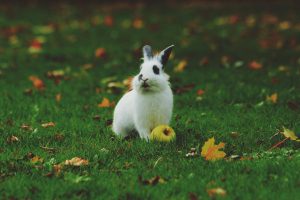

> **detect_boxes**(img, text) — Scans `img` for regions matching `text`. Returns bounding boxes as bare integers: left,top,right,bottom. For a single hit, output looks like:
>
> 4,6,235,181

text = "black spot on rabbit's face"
153,65,160,75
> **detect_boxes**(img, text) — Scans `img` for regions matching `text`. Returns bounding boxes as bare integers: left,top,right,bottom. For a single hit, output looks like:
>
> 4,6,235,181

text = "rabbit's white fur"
112,45,174,141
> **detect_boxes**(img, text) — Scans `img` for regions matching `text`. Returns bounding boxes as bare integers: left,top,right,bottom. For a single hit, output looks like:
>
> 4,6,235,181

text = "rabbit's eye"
153,65,159,75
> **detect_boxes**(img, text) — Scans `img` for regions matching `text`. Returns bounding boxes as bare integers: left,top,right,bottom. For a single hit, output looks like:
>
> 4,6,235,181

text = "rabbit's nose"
138,74,143,81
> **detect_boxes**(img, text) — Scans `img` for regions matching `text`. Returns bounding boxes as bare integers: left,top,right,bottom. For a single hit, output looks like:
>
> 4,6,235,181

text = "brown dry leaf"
64,157,89,166
201,137,226,161
20,124,33,131
41,122,55,128
266,93,278,104
98,97,114,108
207,187,227,197
7,135,19,143
53,164,63,175
31,155,44,164
139,175,166,186
174,60,187,72
248,61,262,70
29,75,45,91
56,93,62,102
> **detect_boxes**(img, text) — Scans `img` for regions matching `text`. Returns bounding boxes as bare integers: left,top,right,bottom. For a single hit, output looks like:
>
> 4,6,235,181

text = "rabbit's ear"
143,45,153,61
158,45,174,66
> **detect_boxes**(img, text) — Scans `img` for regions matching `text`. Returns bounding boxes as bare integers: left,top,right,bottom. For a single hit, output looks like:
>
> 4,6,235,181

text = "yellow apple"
150,125,176,142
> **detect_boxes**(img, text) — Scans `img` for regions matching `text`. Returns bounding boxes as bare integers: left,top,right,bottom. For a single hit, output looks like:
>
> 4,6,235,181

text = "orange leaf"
41,122,55,128
29,75,45,91
104,15,113,26
248,61,262,70
201,137,226,161
98,98,114,108
132,18,144,29
95,47,106,58
197,89,205,96
207,187,227,197
266,93,278,104
31,155,43,164
174,60,187,72
64,157,89,166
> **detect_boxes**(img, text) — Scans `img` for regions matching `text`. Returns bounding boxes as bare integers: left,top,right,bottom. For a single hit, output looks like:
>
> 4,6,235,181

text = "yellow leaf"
207,187,227,197
266,93,278,104
31,156,43,164
174,60,187,72
282,127,300,142
98,97,114,108
41,122,55,128
64,157,89,166
201,137,226,161
56,93,62,102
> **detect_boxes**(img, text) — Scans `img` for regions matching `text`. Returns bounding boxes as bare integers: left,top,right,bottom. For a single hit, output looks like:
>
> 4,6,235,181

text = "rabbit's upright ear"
158,45,174,66
143,45,153,61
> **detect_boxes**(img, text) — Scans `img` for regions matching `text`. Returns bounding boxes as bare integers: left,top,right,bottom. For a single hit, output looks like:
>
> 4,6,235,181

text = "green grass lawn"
1,2,300,199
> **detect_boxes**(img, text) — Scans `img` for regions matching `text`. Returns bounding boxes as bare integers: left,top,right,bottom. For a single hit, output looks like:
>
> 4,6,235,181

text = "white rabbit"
112,45,174,141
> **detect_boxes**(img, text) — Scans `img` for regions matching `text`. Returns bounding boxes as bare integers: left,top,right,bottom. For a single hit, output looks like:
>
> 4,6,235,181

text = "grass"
0,2,300,199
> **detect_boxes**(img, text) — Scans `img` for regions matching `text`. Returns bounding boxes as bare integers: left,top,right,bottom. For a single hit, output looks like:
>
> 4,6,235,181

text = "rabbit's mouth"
141,82,150,89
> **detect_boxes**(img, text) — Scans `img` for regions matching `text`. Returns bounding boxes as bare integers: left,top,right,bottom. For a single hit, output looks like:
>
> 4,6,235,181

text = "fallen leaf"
282,127,300,142
132,18,144,29
28,38,43,54
31,155,43,164
174,60,187,72
207,187,227,197
98,97,114,108
29,76,45,91
41,122,55,128
55,93,62,102
104,15,113,26
95,47,106,58
197,89,205,96
64,157,89,166
139,175,166,185
20,124,33,131
266,93,278,104
248,61,262,70
7,135,19,143
53,164,63,175
201,137,226,161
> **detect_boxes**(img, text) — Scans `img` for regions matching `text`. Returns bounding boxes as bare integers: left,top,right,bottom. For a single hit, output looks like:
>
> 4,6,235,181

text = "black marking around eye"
153,65,159,75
